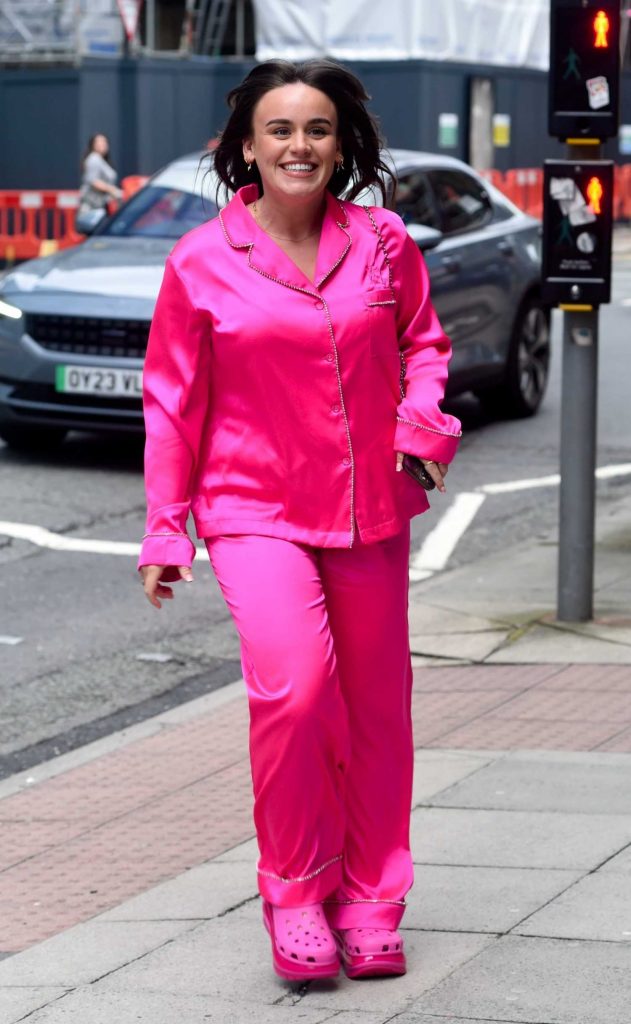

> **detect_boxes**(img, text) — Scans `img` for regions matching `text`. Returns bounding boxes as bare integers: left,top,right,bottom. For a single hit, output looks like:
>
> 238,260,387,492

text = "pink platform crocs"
262,901,340,981
333,926,407,979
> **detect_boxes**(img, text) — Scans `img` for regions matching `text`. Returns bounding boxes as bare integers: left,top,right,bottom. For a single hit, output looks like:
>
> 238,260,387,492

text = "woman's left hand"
396,452,449,493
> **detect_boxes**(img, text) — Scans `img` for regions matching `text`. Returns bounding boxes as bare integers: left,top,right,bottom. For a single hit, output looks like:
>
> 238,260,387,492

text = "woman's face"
243,83,342,206
93,134,109,156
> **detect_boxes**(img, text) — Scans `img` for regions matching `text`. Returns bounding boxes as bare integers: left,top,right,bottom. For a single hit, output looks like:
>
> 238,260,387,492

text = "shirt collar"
219,183,352,291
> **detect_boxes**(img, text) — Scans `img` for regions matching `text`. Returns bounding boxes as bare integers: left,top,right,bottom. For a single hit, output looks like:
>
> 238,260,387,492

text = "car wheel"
0,424,68,453
477,297,551,419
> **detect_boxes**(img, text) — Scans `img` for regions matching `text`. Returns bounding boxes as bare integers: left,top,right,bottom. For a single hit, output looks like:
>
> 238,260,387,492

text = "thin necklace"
251,200,321,243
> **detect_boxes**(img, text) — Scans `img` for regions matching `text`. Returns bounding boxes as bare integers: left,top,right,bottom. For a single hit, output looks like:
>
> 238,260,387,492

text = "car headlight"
0,297,23,320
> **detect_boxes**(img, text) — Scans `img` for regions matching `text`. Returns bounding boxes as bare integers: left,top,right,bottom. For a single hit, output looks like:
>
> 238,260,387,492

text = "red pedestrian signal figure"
594,9,609,47
587,176,603,214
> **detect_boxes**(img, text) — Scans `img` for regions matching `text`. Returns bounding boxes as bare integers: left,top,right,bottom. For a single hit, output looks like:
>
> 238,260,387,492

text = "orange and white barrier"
120,175,149,201
0,190,84,262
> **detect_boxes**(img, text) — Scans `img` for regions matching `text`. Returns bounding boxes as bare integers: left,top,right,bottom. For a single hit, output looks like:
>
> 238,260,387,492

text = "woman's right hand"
140,565,194,609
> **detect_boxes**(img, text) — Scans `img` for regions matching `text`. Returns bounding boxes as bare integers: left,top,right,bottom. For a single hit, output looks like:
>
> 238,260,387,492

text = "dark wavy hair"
81,134,113,172
211,59,394,205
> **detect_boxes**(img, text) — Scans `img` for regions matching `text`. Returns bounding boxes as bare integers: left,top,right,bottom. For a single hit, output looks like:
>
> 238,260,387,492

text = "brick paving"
1,663,630,955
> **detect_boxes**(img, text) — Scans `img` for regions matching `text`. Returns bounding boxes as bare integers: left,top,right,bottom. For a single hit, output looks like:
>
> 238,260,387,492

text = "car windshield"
102,185,216,239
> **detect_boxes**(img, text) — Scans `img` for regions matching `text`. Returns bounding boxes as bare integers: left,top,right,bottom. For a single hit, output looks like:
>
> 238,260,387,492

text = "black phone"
402,454,436,491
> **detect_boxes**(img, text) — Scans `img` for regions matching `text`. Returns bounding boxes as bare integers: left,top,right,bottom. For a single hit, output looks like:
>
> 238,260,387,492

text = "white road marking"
0,520,208,558
594,462,631,480
0,520,140,555
409,492,486,581
0,635,24,645
621,298,631,306
481,462,631,495
481,473,561,495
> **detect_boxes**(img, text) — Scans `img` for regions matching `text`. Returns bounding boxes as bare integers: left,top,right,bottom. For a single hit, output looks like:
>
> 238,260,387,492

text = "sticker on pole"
586,75,610,110
117,0,144,41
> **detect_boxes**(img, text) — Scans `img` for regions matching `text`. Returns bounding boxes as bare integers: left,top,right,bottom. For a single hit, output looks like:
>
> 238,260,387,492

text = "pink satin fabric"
207,526,414,928
138,184,461,575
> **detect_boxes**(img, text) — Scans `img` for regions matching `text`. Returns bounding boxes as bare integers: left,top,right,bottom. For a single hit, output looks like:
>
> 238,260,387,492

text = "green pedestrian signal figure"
563,47,581,81
556,215,574,247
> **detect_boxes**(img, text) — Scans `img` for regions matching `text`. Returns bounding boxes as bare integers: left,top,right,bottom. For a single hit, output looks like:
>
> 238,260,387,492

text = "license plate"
55,365,142,397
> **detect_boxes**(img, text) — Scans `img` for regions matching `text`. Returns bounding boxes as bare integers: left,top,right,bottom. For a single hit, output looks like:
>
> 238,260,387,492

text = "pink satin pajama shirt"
137,183,461,573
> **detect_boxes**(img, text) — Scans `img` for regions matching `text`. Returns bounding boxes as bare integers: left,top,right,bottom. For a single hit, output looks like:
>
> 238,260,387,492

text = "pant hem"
258,855,343,908
323,898,407,930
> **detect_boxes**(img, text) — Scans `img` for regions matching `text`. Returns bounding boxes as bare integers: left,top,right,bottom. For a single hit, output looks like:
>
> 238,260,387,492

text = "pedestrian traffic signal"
542,160,614,307
593,9,610,48
549,0,620,140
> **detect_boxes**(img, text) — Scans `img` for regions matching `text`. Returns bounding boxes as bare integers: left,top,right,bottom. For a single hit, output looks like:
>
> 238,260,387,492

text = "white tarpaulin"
253,0,550,70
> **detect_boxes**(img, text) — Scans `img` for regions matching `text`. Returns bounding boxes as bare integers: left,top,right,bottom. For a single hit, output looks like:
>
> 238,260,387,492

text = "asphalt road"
1,258,629,778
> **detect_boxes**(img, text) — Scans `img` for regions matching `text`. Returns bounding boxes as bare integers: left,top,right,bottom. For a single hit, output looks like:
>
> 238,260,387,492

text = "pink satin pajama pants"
206,525,414,929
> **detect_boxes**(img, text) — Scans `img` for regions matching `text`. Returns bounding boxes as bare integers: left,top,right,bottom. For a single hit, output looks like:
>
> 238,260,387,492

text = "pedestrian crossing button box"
542,159,614,307
548,0,620,140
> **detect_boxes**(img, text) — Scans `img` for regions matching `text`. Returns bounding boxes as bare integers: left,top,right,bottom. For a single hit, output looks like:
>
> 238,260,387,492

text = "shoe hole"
382,944,389,952
279,945,285,952
291,953,298,959
307,956,315,962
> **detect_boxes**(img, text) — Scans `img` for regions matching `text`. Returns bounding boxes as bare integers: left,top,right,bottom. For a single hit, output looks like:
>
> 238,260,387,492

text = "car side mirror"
406,224,443,252
75,208,106,236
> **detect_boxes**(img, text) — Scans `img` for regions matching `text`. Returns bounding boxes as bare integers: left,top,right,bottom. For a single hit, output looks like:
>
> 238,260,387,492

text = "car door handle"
497,240,515,256
441,255,461,274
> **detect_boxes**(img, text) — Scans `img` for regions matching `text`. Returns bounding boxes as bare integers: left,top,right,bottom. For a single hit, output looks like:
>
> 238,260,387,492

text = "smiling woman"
137,58,462,985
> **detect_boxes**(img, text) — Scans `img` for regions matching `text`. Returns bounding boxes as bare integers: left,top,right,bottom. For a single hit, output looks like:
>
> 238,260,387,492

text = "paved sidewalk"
0,496,630,1022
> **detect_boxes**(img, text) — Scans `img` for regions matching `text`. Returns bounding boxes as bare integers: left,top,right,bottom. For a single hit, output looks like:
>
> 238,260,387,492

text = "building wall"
1,57,629,189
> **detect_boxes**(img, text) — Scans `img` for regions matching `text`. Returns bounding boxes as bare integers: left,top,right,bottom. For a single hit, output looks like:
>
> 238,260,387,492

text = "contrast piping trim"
364,206,406,402
323,898,407,906
220,209,356,549
142,531,188,538
218,197,351,285
396,416,463,439
363,206,394,290
219,208,253,249
257,853,342,884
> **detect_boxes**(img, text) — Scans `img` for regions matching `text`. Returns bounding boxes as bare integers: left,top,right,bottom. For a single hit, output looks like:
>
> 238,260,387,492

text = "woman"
138,59,461,982
78,133,122,216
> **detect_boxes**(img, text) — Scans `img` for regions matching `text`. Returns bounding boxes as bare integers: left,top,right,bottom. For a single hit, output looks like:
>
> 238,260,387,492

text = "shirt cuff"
137,534,197,580
394,415,461,463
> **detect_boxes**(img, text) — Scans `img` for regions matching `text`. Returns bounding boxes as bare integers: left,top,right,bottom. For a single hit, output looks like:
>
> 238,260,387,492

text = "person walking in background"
78,133,122,218
138,59,461,983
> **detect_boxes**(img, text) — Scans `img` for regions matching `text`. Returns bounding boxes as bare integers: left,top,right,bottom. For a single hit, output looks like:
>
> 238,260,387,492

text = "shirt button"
325,353,334,362
331,403,340,415
315,300,324,310
342,457,351,466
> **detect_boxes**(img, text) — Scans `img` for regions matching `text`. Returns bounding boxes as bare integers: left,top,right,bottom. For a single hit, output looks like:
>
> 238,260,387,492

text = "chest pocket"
365,288,398,359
